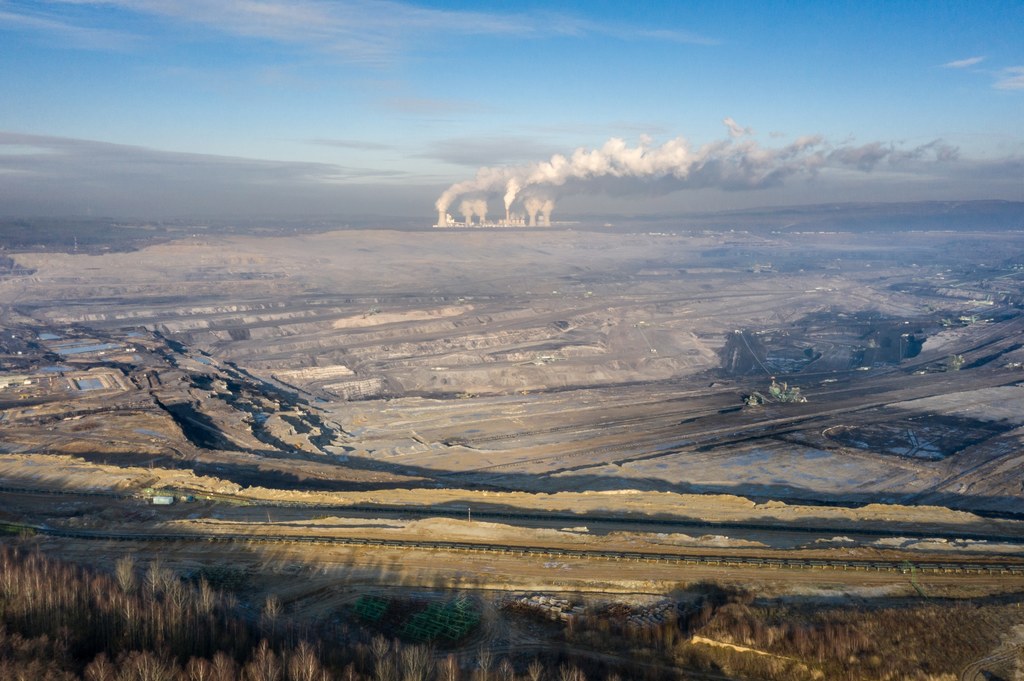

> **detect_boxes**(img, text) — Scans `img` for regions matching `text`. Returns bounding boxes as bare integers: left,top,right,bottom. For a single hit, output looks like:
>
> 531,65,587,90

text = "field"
2,223,1024,679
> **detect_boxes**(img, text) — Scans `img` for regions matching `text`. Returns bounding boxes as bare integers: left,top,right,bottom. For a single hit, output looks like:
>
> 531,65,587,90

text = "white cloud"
994,66,1024,90
722,117,753,139
942,56,985,69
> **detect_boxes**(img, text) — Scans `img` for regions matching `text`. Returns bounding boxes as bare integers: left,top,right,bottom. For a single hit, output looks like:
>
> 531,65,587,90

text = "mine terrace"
3,221,1024,678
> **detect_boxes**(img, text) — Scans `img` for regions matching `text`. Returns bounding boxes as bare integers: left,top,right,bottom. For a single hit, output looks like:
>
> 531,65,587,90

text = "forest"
3,541,1023,680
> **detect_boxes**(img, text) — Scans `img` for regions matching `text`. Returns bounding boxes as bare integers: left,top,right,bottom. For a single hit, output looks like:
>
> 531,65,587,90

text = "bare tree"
197,578,216,616
244,640,283,681
526,659,544,681
145,559,175,598
262,595,283,639
185,658,214,681
144,559,162,598
437,654,459,681
115,555,137,594
287,640,324,681
165,579,190,613
210,652,238,681
371,636,397,681
497,659,514,681
116,650,180,681
84,653,117,681
475,649,492,681
400,644,433,681
557,665,584,681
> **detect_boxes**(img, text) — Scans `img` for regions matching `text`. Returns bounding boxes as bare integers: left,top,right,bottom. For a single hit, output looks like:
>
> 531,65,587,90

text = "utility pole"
467,506,471,523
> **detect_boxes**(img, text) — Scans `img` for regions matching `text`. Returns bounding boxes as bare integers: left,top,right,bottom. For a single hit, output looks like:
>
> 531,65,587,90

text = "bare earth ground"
3,226,1024,677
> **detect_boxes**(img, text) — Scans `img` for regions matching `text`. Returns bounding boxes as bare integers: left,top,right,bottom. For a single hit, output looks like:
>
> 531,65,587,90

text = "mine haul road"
7,520,1024,577
6,485,1024,545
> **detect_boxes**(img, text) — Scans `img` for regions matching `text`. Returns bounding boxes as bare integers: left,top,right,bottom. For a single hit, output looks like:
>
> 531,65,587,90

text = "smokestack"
539,199,554,226
459,200,474,226
524,196,544,227
437,209,446,227
472,198,487,225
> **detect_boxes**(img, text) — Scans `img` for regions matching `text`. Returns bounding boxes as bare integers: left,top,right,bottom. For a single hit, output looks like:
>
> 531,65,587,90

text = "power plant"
433,123,961,232
434,197,555,228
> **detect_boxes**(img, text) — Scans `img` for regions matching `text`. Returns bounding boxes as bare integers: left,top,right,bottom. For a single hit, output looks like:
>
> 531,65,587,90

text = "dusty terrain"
3,225,1024,678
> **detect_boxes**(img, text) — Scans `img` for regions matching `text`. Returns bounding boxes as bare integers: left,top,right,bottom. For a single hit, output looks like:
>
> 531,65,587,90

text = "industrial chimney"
539,199,554,226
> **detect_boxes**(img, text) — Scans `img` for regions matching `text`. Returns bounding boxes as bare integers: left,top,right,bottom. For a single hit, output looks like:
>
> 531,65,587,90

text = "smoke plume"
434,119,958,222
459,198,488,225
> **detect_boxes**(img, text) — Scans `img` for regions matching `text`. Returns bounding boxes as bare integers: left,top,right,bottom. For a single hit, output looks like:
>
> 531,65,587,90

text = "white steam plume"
539,199,554,226
503,177,520,216
434,119,958,220
472,198,488,223
524,196,544,226
459,199,474,224
458,198,488,224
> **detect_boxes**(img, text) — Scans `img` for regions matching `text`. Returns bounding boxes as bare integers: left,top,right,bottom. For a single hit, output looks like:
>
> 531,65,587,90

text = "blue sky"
1,0,1022,220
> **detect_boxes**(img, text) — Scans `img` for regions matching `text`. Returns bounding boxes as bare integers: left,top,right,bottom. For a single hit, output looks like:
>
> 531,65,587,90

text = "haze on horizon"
0,0,1022,221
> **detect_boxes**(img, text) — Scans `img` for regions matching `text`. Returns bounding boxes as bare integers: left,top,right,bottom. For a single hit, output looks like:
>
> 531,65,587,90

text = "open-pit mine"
3,222,1024,678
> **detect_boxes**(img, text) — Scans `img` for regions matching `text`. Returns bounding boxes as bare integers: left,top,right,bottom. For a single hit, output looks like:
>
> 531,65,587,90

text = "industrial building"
435,197,554,228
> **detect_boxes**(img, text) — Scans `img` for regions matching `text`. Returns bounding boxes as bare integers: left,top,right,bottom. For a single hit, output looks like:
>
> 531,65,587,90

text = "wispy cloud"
827,139,959,171
994,66,1024,90
942,56,985,69
28,0,714,63
308,138,392,151
0,6,138,50
381,96,483,115
939,56,1023,92
0,131,405,183
722,117,753,139
0,130,416,216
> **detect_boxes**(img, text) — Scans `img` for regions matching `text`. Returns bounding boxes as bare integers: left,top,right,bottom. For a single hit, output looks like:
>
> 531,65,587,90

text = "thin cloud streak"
0,131,407,183
0,7,138,50
39,0,716,63
994,66,1024,90
942,56,985,69
308,138,393,151
0,130,417,217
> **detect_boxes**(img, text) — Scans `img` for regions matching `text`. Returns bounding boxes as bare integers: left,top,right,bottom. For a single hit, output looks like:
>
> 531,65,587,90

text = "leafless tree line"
566,582,1024,680
0,545,615,681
